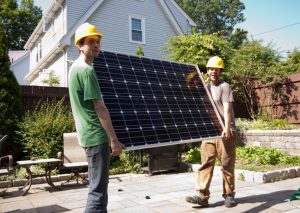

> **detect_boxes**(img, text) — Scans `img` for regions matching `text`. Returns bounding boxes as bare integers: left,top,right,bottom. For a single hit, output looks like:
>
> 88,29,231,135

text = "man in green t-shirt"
68,22,125,213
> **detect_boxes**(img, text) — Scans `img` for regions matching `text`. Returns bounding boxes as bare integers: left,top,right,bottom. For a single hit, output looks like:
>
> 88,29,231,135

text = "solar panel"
93,51,224,150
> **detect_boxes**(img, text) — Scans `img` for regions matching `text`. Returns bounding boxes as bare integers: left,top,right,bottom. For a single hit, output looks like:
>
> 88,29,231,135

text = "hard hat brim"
74,33,103,45
206,65,224,68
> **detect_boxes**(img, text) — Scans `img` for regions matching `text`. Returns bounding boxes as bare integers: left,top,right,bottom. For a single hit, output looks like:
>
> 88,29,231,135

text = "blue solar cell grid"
93,51,223,150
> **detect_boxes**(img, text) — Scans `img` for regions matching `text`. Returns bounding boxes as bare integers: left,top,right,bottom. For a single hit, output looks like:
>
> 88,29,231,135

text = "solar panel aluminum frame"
94,51,225,151
195,66,225,132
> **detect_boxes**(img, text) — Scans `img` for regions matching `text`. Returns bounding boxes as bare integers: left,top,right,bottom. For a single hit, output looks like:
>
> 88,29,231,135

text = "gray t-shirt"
207,80,236,130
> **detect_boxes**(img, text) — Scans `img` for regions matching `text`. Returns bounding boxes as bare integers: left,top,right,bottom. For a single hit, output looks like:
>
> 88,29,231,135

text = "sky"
237,0,300,56
34,0,300,56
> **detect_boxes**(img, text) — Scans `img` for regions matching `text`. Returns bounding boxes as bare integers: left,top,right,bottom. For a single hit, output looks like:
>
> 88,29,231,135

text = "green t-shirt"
68,57,108,147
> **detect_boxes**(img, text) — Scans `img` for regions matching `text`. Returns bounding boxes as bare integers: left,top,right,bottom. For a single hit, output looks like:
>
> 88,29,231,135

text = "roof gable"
25,0,196,49
24,0,65,49
167,0,196,27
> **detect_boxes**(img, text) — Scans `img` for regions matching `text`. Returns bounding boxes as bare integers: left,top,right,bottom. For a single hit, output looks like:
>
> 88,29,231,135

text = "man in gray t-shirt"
186,56,237,208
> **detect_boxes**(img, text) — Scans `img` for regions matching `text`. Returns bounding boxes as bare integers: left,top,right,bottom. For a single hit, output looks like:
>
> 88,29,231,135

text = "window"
36,42,42,63
129,15,145,43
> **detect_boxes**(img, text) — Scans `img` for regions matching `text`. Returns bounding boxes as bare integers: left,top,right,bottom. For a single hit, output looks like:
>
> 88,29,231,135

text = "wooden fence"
21,86,69,112
254,72,300,126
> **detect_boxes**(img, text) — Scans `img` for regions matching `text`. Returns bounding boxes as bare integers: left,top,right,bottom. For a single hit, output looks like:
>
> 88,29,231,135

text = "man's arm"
222,101,233,140
93,99,125,155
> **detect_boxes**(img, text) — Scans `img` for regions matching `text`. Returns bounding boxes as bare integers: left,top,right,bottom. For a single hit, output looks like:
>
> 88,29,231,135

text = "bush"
110,151,144,175
184,146,201,163
236,117,297,130
236,146,300,166
183,145,300,168
17,98,75,159
0,20,22,157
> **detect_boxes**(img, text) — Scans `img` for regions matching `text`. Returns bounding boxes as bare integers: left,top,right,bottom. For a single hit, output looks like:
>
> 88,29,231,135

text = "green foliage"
0,19,22,156
110,151,143,174
229,28,248,49
136,44,144,57
165,33,233,72
15,165,59,179
0,0,42,49
236,146,300,166
236,117,298,130
184,146,201,163
276,49,300,74
229,40,281,118
175,0,245,37
183,145,300,169
229,40,280,80
17,98,75,159
42,72,60,86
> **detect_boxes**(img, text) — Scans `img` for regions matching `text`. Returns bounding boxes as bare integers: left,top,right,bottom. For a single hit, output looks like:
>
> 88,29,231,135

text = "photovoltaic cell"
93,51,224,150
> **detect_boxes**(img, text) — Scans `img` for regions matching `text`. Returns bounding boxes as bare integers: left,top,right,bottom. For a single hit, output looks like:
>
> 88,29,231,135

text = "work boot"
224,195,236,208
185,195,209,207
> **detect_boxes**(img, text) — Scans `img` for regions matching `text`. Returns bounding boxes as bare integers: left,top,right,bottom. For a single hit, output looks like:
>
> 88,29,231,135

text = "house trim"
24,0,197,84
169,0,197,27
24,0,65,50
156,0,183,35
11,51,30,66
25,43,66,82
26,0,105,82
128,14,146,44
60,0,105,46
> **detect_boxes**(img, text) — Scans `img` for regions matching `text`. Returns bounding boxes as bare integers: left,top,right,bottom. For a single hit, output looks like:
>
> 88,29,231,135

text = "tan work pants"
196,132,237,201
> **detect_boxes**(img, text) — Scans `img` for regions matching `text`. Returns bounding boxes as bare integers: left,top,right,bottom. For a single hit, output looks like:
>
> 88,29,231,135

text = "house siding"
67,0,178,60
67,45,79,64
66,0,98,33
163,0,192,35
11,53,30,85
26,0,195,85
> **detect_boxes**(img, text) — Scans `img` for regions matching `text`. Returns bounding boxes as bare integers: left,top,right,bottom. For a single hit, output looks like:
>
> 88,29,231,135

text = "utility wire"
253,21,300,36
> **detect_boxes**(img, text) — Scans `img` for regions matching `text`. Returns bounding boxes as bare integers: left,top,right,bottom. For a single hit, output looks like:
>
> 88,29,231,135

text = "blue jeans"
84,143,110,213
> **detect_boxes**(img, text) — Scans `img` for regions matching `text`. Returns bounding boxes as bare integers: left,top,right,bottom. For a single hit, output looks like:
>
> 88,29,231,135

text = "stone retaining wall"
239,130,300,156
186,163,300,183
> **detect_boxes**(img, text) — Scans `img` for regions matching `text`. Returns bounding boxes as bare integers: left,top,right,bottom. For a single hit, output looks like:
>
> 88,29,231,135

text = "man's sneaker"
185,195,209,207
224,195,236,208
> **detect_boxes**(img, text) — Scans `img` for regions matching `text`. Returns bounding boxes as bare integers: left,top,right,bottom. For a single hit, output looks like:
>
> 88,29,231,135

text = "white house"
22,0,196,86
9,50,30,85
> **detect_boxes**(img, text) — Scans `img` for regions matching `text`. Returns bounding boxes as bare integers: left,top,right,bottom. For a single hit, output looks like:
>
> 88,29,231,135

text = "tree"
276,49,300,74
228,40,281,119
165,33,233,74
0,18,22,156
229,28,248,49
175,0,245,37
0,0,42,50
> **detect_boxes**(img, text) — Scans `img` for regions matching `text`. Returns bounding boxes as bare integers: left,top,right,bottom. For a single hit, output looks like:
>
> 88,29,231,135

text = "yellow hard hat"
206,56,224,69
74,23,103,45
